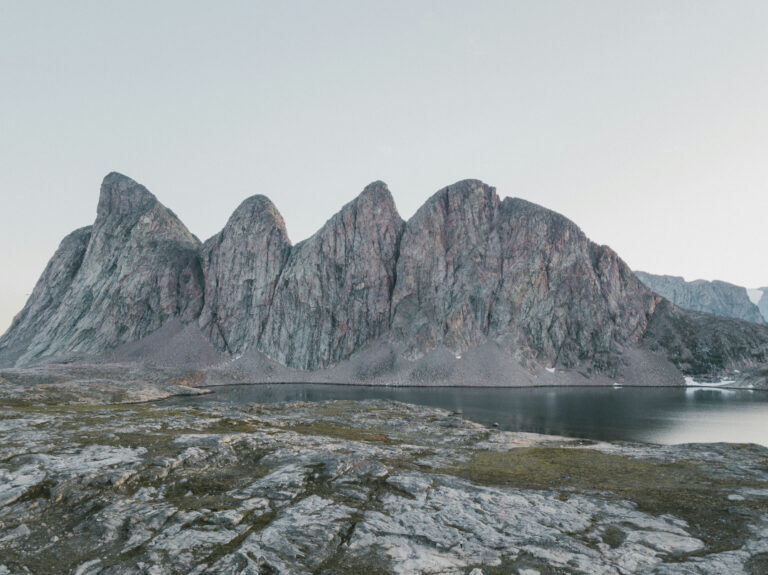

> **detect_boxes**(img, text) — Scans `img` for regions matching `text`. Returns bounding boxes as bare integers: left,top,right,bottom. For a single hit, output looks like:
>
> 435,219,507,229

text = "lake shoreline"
2,396,768,574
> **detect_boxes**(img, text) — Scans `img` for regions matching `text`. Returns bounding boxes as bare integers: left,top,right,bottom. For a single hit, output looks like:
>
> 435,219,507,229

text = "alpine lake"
168,383,768,447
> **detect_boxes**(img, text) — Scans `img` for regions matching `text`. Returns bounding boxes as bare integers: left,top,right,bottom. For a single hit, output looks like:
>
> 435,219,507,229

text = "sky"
1,1,767,333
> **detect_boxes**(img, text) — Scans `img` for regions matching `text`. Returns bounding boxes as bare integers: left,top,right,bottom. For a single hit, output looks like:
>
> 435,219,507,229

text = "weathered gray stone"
2,395,767,574
0,226,92,366
755,287,768,323
642,298,768,378
391,180,501,358
636,272,765,325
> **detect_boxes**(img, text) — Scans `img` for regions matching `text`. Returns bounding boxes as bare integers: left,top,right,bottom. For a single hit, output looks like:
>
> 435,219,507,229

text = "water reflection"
168,384,768,446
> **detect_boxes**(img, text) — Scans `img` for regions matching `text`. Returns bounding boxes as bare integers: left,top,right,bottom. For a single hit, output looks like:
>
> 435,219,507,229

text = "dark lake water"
173,384,768,447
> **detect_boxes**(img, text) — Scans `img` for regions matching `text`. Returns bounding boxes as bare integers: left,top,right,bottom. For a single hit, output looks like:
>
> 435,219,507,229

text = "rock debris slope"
635,272,765,325
2,173,768,385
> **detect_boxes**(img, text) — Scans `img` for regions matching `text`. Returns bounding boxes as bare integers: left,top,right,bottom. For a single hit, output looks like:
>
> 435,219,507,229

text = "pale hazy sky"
1,1,767,334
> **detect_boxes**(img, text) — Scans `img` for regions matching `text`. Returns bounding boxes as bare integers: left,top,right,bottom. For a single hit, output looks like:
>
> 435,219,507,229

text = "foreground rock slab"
1,392,767,574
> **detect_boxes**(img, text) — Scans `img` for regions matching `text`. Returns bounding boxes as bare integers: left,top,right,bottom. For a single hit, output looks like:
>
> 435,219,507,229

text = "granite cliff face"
391,181,656,373
635,272,765,325
2,173,768,384
260,182,404,369
198,195,291,353
0,173,204,366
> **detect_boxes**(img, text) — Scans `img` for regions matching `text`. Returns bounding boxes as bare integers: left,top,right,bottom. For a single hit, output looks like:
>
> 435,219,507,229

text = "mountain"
259,181,404,369
635,272,765,325
197,194,291,354
2,173,767,386
390,181,654,372
749,288,768,324
0,173,204,366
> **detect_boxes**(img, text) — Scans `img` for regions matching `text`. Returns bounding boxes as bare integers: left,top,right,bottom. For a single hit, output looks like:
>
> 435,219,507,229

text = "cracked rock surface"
1,388,767,574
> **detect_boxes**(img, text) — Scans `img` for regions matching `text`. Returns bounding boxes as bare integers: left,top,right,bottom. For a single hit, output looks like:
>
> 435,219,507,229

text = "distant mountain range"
752,288,768,322
1,173,767,386
634,272,767,325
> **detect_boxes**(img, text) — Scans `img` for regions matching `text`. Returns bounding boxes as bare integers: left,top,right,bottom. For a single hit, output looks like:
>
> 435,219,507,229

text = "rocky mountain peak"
329,180,398,226
3,173,768,384
431,179,498,215
359,179,389,195
0,173,204,366
226,195,288,234
198,194,292,353
96,172,159,220
258,182,404,369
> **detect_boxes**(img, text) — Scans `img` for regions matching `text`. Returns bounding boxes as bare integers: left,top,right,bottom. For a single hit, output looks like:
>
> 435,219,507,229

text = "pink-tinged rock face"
390,180,656,373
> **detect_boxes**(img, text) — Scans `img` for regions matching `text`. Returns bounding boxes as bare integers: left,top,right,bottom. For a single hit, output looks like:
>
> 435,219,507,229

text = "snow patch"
747,288,763,306
684,376,736,388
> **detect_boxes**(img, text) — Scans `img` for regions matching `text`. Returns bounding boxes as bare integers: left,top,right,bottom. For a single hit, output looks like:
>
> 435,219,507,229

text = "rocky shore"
1,381,768,574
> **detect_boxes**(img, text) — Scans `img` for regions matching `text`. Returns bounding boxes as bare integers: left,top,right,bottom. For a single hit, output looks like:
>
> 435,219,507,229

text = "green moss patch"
284,421,396,444
447,447,768,553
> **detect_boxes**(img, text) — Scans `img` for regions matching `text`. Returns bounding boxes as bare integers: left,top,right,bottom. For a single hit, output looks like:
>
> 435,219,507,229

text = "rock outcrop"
641,298,768,377
2,173,768,384
635,272,765,325
4,396,768,574
0,173,204,366
259,182,404,369
6,395,768,574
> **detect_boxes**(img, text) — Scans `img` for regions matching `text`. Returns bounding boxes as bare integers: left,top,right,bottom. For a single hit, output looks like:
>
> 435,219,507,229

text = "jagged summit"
1,172,767,386
360,179,389,193
97,172,159,219
226,194,288,231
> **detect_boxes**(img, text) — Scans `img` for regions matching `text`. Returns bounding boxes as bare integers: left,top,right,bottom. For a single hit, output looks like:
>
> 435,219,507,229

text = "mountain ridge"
635,271,766,325
2,172,767,387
